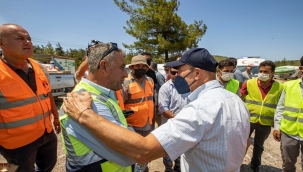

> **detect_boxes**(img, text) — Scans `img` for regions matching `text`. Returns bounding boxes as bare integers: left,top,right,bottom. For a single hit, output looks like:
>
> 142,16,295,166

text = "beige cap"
129,55,148,67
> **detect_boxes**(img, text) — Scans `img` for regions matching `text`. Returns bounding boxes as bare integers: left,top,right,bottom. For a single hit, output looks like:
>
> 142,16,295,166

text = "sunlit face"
0,25,33,59
246,66,252,73
219,65,234,75
177,64,195,85
259,65,274,79
108,52,128,91
169,67,178,82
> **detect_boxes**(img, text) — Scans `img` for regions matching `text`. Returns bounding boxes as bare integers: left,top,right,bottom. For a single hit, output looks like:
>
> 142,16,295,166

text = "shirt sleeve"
274,89,286,130
240,81,248,96
64,101,135,166
158,84,170,114
152,104,209,160
233,71,244,83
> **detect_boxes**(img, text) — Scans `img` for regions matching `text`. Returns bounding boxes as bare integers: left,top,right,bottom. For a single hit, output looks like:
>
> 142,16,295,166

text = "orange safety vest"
115,89,125,110
123,74,154,127
0,58,53,149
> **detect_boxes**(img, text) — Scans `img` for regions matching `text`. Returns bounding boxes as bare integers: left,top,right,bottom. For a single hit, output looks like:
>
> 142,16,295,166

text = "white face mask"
258,73,270,81
221,71,234,81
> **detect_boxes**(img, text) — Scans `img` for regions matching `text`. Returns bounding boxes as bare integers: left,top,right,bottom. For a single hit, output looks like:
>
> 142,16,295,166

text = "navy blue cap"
166,48,218,73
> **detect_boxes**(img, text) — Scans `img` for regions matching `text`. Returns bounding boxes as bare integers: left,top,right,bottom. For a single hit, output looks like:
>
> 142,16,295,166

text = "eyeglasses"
97,42,118,69
170,71,178,75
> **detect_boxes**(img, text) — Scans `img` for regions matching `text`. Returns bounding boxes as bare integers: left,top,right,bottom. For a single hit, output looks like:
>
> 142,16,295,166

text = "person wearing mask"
142,52,157,89
243,65,253,81
241,60,283,172
158,66,190,172
228,57,245,88
59,42,134,171
217,59,240,96
0,23,60,172
62,48,250,172
122,55,154,171
273,56,303,172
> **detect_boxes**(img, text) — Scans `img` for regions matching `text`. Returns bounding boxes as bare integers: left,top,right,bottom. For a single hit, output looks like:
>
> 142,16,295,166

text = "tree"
44,42,55,54
114,0,207,60
55,43,65,56
33,45,45,54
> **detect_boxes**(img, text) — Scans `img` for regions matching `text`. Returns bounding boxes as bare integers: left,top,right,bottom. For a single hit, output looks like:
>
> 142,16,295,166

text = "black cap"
166,48,218,73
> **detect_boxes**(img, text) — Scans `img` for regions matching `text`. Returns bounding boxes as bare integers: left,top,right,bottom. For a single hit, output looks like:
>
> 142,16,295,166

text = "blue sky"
1,0,302,61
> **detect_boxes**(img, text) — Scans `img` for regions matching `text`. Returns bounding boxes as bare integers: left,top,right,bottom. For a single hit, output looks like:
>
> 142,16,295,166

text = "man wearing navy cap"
62,48,251,172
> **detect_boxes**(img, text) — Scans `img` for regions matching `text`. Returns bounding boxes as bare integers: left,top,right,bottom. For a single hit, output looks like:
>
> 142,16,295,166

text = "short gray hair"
88,43,123,73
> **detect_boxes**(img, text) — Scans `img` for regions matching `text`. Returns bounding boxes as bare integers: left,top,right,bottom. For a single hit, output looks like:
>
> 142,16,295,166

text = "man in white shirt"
62,48,250,172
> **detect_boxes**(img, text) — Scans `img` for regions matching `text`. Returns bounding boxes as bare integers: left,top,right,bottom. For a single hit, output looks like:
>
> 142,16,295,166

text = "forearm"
79,109,167,163
162,110,175,119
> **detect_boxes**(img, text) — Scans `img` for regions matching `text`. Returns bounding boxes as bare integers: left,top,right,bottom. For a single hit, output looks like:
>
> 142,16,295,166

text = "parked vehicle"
32,54,76,98
237,57,266,77
274,66,300,80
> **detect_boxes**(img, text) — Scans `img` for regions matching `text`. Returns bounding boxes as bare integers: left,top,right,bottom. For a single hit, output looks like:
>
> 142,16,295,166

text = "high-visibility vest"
59,81,131,172
280,79,303,138
0,58,53,149
116,90,125,110
245,78,283,126
123,74,154,127
226,79,239,94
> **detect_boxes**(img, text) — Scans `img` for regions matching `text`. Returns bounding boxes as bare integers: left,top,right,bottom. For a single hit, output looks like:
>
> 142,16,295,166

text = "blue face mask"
174,69,196,94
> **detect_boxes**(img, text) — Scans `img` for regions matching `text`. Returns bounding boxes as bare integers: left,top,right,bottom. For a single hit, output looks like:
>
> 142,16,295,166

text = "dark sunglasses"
170,71,178,75
97,42,118,69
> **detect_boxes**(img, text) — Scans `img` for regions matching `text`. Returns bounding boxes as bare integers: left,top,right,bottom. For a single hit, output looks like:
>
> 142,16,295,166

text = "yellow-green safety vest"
226,79,239,94
59,81,131,172
245,78,283,126
280,79,303,138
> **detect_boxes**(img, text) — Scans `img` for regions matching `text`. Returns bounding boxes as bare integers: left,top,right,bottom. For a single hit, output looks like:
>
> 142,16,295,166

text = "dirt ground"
1,98,301,172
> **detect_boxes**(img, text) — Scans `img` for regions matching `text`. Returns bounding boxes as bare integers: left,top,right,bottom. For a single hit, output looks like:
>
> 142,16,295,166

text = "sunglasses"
97,42,118,69
170,71,178,75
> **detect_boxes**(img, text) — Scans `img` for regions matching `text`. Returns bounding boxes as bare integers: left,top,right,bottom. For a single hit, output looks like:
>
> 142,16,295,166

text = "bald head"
0,24,24,39
0,24,33,60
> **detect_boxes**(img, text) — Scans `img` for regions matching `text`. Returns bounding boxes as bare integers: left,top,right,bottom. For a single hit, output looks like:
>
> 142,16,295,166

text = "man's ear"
99,60,108,72
195,68,202,80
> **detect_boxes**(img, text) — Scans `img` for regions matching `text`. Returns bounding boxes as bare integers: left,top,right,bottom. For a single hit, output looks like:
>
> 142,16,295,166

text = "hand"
53,118,61,134
273,130,281,142
62,92,92,120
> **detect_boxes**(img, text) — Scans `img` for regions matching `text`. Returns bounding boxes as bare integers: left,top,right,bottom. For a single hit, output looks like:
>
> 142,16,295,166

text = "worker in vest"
121,55,154,172
217,59,240,95
240,60,283,172
273,56,303,172
0,24,60,172
59,42,134,172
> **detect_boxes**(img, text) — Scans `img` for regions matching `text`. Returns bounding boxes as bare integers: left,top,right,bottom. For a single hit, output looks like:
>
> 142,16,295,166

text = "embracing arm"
63,92,167,163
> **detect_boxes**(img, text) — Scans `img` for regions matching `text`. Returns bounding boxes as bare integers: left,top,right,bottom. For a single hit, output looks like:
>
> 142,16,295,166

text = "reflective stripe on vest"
280,79,303,138
226,79,239,94
123,74,154,127
60,81,131,172
244,78,282,126
0,58,53,149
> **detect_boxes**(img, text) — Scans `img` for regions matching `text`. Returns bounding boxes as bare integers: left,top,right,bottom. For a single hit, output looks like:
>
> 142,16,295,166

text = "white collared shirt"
152,80,250,172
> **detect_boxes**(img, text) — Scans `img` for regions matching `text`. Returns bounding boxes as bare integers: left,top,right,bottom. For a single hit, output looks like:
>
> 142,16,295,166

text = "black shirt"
146,69,157,88
2,59,37,93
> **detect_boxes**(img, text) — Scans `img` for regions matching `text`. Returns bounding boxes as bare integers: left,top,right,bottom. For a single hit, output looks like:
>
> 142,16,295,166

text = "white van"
237,58,266,77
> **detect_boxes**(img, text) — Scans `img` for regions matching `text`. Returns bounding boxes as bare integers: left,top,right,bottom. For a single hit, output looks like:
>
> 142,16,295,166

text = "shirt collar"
188,80,221,102
81,78,116,100
2,58,33,71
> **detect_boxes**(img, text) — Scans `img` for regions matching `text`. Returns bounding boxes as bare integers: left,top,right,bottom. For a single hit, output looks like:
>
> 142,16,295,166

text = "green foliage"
274,59,300,67
114,0,207,60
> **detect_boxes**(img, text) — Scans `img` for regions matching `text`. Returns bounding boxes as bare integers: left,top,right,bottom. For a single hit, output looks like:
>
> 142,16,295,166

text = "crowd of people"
1,23,303,172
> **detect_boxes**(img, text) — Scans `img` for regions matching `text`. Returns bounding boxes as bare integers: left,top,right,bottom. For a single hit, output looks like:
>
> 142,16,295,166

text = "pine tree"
114,0,207,60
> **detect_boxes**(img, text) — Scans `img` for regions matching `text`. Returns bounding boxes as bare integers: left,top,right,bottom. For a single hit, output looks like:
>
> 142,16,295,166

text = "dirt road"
1,98,301,171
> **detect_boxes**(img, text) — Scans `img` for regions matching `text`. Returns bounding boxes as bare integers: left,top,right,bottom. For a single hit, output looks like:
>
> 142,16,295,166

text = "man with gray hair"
59,42,134,171
62,48,250,172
